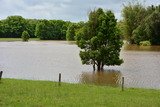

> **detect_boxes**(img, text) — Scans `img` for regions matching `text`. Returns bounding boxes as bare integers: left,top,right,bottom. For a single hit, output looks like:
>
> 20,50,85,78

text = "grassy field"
0,79,160,107
0,38,39,42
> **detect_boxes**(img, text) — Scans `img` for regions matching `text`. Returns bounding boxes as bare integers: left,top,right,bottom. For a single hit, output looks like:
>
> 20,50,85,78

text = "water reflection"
80,70,122,87
123,43,160,51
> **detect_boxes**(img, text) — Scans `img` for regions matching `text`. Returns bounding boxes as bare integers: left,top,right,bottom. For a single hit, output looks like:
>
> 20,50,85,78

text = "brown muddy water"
0,41,160,89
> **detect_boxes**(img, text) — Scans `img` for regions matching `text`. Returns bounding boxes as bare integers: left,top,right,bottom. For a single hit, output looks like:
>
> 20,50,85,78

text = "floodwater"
0,41,160,89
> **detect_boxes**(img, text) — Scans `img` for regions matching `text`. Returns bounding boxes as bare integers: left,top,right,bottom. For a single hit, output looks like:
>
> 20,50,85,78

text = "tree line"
120,3,160,45
0,16,78,40
0,15,86,41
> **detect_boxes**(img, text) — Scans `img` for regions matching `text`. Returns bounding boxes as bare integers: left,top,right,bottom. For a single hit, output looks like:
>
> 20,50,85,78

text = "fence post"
122,77,124,91
0,71,3,81
59,73,61,86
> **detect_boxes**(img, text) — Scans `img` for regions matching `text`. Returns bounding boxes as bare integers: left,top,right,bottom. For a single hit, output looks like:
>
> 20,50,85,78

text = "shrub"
139,41,151,46
21,31,30,42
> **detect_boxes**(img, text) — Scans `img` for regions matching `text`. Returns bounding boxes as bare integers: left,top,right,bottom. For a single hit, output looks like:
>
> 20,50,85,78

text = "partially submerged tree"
75,8,123,71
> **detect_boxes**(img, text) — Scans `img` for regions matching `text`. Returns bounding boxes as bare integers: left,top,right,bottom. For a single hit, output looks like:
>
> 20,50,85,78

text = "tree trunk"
97,62,101,71
97,62,104,71
93,63,95,71
97,65,101,71
100,63,104,71
92,60,96,71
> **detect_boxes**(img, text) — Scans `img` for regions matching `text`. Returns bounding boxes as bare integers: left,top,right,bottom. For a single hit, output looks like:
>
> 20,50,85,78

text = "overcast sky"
0,0,160,22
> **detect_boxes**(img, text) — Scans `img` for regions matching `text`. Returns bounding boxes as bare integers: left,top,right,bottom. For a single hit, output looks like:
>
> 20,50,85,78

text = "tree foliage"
122,2,146,44
66,24,76,41
50,20,69,40
26,19,38,38
132,5,160,45
21,31,30,42
76,8,123,71
35,20,69,40
0,16,69,40
122,3,160,45
35,20,53,40
0,16,27,38
117,21,125,39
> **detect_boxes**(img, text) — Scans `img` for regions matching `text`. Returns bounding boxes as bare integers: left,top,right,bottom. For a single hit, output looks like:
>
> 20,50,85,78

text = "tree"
66,21,85,41
35,20,68,40
49,20,68,40
146,10,160,45
0,21,4,37
35,20,53,40
4,16,27,38
21,31,30,42
66,24,76,41
133,5,160,45
117,20,125,39
75,8,123,71
122,2,146,44
26,19,38,38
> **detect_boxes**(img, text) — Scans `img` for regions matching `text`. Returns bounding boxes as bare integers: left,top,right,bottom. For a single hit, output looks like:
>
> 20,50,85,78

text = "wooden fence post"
0,71,3,81
59,73,61,86
122,77,124,91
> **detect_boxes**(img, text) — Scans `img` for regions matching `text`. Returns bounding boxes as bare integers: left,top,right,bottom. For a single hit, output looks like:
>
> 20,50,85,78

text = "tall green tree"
76,8,123,71
133,5,160,45
148,10,160,45
122,3,146,44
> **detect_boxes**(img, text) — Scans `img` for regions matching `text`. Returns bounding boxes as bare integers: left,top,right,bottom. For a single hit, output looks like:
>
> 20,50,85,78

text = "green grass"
0,38,39,42
0,79,160,107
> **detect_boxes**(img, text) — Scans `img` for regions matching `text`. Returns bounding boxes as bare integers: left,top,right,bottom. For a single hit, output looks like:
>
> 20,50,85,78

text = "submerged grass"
0,38,39,42
0,79,160,107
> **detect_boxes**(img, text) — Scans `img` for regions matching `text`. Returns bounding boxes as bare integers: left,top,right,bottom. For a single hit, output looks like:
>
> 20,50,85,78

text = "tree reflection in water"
80,70,122,87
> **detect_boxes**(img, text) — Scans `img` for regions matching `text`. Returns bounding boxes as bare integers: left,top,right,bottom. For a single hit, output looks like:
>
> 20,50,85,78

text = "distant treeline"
119,4,160,45
0,16,84,40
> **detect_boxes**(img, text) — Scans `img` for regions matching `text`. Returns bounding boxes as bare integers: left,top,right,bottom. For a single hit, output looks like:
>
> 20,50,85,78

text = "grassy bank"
0,79,160,107
0,38,39,42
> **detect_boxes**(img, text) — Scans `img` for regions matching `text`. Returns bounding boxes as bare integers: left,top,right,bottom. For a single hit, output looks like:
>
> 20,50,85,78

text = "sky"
0,0,160,22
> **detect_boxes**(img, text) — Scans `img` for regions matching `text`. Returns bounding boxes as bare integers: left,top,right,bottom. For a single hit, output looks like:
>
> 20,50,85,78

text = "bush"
139,41,151,46
21,31,30,42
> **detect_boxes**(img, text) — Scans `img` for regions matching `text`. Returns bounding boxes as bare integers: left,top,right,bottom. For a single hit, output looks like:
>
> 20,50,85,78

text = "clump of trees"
0,16,70,40
122,3,160,45
35,20,69,40
75,8,123,71
0,16,27,38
